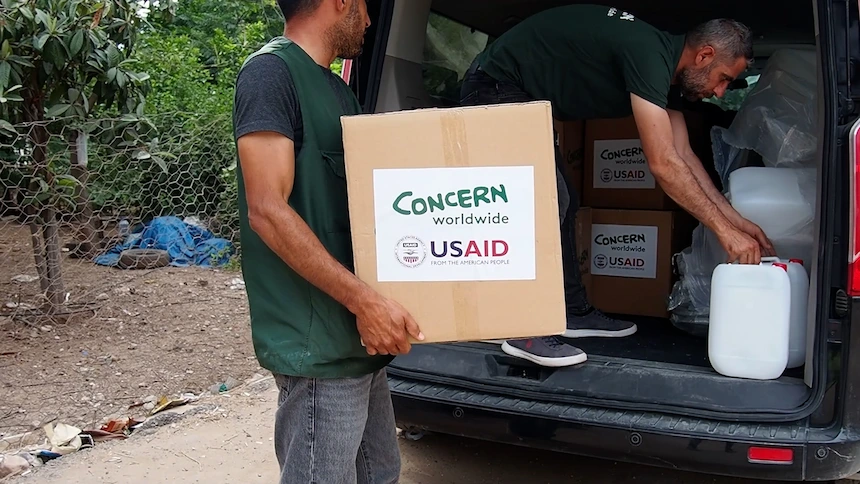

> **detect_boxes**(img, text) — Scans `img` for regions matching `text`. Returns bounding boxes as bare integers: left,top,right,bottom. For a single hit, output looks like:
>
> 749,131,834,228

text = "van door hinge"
829,319,844,343
840,92,856,117
829,290,850,343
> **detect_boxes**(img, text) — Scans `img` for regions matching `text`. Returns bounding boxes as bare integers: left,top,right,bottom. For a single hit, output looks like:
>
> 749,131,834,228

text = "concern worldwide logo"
395,236,427,268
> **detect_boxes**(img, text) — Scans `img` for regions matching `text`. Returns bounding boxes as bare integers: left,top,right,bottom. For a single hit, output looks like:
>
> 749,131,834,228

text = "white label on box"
590,224,658,279
372,166,536,282
592,139,655,189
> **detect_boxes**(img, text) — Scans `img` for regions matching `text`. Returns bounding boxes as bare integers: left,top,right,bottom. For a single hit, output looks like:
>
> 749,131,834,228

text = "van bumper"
389,375,860,481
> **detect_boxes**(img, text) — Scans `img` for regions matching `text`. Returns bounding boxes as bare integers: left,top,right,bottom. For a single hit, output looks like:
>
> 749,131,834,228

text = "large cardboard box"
581,209,696,318
583,116,676,210
341,102,566,343
553,120,585,204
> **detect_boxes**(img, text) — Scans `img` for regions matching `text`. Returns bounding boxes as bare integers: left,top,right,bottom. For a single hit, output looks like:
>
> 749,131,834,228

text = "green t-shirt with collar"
477,4,687,121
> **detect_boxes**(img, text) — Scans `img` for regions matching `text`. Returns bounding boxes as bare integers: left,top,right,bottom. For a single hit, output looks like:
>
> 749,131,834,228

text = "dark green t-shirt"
477,4,686,121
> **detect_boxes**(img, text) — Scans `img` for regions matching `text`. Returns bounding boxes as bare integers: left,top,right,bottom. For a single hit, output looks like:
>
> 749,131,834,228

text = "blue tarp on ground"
94,216,234,268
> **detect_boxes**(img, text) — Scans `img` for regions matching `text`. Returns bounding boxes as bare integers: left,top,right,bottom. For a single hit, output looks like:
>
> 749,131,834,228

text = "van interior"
371,0,833,422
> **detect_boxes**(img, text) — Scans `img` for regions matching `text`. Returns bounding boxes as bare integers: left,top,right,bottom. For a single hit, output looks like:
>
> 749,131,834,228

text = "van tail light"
748,446,794,465
848,119,860,295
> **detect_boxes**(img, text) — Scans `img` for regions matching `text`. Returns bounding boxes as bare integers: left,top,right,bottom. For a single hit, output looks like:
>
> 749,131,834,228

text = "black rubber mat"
569,315,711,367
566,315,805,378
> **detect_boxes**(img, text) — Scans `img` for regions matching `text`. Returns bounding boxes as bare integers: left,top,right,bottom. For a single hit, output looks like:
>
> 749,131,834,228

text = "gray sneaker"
563,308,638,338
501,337,587,367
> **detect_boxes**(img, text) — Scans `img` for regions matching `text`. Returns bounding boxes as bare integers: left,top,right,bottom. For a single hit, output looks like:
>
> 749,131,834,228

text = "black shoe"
563,308,638,338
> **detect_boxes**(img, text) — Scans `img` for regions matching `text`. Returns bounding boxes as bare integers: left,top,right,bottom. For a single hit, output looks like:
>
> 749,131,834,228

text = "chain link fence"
1,112,240,321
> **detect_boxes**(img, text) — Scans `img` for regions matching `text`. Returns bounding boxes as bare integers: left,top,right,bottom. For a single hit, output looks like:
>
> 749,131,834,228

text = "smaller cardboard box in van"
582,209,696,318
583,116,676,210
341,101,566,344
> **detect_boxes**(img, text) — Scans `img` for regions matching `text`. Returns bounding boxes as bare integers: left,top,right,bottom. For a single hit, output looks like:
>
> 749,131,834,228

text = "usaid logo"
600,168,613,183
593,254,608,269
395,236,426,268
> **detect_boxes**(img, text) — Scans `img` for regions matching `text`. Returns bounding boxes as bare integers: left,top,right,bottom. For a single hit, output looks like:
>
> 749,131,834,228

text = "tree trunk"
23,73,64,312
27,206,49,294
69,130,100,258
29,122,65,312
42,206,64,310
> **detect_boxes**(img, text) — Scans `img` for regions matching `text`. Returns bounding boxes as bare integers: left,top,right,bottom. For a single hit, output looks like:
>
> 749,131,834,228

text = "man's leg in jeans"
559,162,638,338
355,369,401,484
274,370,400,484
458,65,586,367
460,61,638,341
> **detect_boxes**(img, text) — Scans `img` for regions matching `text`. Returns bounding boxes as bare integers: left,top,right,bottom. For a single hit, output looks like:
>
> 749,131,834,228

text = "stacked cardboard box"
559,115,703,318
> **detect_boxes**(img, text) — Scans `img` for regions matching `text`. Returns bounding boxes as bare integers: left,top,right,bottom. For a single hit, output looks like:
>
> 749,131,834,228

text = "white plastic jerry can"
760,257,811,369
708,262,792,380
785,259,810,369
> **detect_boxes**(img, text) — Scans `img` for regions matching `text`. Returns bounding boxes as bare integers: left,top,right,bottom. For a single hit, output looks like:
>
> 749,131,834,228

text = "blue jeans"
460,60,590,314
274,369,401,484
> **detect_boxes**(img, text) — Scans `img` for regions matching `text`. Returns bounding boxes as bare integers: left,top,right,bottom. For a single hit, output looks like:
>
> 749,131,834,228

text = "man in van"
460,4,776,367
233,0,422,482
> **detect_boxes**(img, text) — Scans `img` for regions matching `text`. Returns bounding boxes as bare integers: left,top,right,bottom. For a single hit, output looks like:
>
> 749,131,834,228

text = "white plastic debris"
43,422,83,455
10,275,38,284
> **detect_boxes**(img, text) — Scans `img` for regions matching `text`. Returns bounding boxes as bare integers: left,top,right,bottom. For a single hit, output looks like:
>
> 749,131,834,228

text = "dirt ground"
1,219,259,440
5,375,774,484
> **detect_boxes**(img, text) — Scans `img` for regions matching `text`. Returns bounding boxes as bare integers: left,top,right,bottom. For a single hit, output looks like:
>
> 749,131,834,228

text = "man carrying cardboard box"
232,0,422,482
460,4,775,367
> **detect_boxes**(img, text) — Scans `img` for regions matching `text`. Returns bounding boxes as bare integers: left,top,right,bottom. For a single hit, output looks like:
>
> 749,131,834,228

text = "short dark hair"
277,0,323,21
686,19,754,63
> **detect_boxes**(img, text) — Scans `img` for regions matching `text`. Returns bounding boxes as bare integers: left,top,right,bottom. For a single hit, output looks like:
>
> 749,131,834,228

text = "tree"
0,0,150,312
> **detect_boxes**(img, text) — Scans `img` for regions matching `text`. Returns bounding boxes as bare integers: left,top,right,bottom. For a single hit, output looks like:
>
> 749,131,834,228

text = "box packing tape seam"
441,110,480,341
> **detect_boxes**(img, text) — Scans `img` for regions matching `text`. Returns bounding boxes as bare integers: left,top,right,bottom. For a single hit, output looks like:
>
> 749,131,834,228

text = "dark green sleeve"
618,46,673,109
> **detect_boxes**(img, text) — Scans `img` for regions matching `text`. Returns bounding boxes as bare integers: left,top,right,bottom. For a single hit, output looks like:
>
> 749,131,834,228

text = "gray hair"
686,19,754,63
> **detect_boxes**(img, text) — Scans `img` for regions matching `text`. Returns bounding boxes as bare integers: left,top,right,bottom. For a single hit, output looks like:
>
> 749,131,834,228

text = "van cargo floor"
572,316,804,378
387,317,810,418
572,315,711,367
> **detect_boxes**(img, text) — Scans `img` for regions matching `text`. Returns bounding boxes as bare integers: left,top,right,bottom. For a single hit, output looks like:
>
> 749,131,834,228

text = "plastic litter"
149,393,199,416
94,216,233,268
10,274,38,284
0,454,30,479
43,422,83,455
209,377,240,395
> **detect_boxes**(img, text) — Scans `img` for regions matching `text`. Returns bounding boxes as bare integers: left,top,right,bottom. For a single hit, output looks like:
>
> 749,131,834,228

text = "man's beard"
678,65,715,101
325,0,365,60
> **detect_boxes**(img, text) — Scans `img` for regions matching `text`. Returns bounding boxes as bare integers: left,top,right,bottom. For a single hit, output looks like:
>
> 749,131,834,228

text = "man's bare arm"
666,109,731,209
667,109,776,255
238,131,371,312
237,131,424,354
631,94,732,235
631,94,761,263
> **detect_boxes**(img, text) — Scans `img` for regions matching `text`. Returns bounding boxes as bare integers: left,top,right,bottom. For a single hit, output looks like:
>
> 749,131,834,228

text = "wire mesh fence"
1,111,241,324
